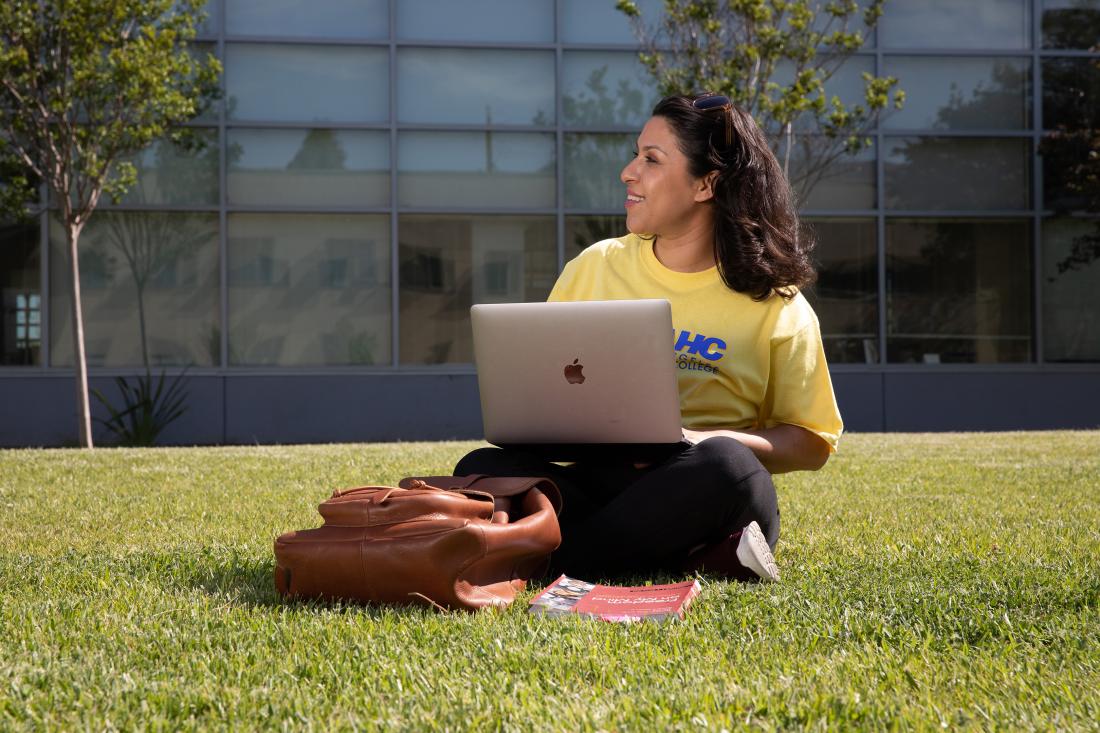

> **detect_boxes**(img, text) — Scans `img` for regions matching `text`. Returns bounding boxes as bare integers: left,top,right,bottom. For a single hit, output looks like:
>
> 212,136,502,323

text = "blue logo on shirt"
674,330,727,361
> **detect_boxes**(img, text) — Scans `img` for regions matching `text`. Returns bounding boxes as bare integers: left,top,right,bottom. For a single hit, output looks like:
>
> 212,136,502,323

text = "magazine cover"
529,574,701,623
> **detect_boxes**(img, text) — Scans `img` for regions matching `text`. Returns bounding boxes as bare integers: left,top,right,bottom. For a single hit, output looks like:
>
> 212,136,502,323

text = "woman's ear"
694,170,719,202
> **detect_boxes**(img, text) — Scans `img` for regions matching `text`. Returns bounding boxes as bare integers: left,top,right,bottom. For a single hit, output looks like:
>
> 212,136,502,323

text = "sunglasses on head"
692,93,733,148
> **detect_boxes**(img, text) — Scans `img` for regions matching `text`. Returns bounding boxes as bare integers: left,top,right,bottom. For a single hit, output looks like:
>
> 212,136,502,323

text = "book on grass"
528,574,701,623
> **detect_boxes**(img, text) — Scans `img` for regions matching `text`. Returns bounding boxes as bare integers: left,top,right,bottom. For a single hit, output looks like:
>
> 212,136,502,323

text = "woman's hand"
681,424,831,474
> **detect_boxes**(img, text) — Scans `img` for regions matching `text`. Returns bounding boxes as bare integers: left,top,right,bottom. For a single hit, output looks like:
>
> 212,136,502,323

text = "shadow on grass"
86,548,443,619
180,552,698,616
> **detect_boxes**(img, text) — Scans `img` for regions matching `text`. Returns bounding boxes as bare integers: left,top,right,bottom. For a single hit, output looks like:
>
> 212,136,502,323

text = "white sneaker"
735,521,780,582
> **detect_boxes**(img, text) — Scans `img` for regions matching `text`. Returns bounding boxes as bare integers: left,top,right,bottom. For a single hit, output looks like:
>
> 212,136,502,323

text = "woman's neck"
651,219,716,273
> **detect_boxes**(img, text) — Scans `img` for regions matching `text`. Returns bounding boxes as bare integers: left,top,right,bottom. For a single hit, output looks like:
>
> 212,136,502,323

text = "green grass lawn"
2,433,1098,731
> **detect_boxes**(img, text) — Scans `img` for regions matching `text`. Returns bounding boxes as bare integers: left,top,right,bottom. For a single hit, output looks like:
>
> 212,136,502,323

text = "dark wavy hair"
651,94,816,301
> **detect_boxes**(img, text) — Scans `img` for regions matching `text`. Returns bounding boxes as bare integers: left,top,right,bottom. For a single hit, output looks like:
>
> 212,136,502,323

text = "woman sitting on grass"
455,93,843,582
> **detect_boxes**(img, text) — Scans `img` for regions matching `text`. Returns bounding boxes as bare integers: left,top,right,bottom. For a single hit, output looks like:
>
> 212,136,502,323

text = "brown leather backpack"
273,474,562,611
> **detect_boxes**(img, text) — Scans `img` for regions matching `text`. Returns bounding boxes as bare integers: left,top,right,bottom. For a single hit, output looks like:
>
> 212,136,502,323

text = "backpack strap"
399,474,562,516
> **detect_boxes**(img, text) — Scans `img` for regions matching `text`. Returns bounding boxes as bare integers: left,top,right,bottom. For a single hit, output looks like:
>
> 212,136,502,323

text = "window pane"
0,220,41,365
884,137,1030,210
396,0,552,42
396,49,554,126
112,130,219,207
882,57,1030,130
1042,0,1100,49
564,216,627,261
879,0,1030,49
562,51,659,128
564,133,632,210
226,44,388,123
228,214,390,366
399,216,556,364
49,213,219,367
560,0,663,44
788,137,876,210
1042,57,1100,131
886,219,1032,363
228,129,389,207
803,219,878,364
226,0,388,39
1043,217,1100,361
398,132,555,209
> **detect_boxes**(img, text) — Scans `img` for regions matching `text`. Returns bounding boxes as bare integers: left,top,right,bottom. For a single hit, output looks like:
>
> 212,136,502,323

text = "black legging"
454,436,779,577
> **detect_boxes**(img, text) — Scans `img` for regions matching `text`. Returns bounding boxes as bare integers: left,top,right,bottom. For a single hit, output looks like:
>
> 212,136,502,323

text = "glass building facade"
2,0,1099,444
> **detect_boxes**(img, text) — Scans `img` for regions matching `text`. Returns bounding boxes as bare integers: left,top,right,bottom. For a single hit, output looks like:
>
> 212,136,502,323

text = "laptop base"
492,439,692,464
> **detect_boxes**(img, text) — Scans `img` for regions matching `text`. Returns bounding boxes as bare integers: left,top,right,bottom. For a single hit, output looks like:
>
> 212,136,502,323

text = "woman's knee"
690,436,767,481
684,438,776,508
453,447,512,476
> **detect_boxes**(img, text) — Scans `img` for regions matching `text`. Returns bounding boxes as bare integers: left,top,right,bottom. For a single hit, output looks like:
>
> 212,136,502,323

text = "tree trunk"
136,280,149,372
67,222,94,449
783,121,793,180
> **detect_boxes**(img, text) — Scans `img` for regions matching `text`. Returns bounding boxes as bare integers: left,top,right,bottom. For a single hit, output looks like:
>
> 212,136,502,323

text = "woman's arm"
681,424,832,474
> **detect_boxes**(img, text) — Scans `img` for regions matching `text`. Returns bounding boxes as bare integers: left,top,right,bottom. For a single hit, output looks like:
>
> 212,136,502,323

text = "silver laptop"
470,299,686,460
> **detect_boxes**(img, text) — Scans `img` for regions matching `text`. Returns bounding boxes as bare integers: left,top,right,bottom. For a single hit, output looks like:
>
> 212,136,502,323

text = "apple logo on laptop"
563,358,585,384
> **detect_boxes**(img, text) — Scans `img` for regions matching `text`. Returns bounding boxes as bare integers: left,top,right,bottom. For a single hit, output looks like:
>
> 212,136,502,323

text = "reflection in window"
399,216,556,364
229,238,287,287
321,239,379,289
1043,132,1100,214
483,253,520,297
1041,58,1100,214
396,0,553,42
1043,217,1100,361
112,130,220,207
0,221,41,365
228,214,390,366
226,44,388,123
396,49,555,126
49,213,219,367
882,57,1030,131
226,0,388,39
1042,57,1100,131
564,134,633,210
1042,0,1100,49
562,52,658,128
886,219,1031,363
13,292,41,354
228,128,390,207
401,248,454,293
879,0,1030,50
564,216,627,260
885,137,1030,210
803,219,878,364
787,137,876,210
398,132,555,209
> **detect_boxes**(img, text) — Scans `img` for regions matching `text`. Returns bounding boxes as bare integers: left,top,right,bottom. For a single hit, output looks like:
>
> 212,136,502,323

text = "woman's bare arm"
681,424,832,474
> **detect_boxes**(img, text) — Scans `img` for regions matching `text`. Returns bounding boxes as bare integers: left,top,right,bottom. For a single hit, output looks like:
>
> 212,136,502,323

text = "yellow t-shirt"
548,234,844,451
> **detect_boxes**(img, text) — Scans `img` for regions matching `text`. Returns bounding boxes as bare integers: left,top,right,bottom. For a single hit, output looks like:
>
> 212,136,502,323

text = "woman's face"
620,115,713,237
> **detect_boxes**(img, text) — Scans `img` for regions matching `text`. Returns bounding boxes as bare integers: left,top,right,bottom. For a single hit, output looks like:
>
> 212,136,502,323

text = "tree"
616,0,904,205
0,0,219,447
